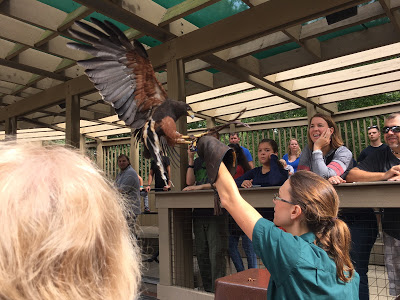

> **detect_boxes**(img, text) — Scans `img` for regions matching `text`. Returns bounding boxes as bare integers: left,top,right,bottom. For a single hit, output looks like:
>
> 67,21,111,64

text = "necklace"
391,148,400,155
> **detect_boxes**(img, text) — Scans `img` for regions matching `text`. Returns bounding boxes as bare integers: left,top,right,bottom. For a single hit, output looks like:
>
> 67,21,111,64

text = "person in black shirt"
347,113,400,297
357,125,388,163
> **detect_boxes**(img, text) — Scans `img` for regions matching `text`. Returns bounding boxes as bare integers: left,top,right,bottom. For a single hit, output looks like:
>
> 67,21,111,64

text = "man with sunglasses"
357,125,388,163
347,112,400,297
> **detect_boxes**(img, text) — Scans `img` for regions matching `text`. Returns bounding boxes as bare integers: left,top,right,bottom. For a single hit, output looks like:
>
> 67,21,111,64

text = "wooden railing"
155,181,400,300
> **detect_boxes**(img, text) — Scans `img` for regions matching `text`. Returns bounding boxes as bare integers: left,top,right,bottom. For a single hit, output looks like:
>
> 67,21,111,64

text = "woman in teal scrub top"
215,165,359,300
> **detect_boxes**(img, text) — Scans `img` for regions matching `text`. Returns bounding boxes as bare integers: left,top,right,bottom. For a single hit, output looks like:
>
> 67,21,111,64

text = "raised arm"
216,163,262,240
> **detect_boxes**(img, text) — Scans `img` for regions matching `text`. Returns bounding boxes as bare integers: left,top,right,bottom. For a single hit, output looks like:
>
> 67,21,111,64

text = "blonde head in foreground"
0,142,141,300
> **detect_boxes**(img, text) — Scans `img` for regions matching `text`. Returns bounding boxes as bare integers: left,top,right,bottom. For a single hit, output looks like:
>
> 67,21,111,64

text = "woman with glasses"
298,113,376,300
214,165,359,299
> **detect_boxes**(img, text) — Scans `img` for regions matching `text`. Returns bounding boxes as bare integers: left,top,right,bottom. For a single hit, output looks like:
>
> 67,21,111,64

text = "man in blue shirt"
229,132,254,168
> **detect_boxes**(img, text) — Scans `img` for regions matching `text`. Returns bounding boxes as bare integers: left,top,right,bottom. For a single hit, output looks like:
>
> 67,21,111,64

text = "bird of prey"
67,18,247,186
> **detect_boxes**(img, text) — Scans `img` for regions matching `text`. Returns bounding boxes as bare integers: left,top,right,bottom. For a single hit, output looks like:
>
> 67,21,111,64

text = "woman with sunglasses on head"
298,113,376,300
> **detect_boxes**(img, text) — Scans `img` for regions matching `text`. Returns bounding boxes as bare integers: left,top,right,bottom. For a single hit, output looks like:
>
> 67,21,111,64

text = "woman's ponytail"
316,218,354,282
289,171,356,282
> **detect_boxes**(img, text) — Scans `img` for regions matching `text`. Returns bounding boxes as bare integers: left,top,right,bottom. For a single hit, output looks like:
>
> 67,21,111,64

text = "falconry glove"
196,136,236,215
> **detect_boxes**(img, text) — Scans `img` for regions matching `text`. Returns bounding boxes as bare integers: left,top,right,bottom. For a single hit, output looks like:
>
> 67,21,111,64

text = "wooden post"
65,85,80,148
166,58,188,191
130,134,140,173
96,140,104,170
4,116,17,140
80,134,86,155
306,103,317,123
164,58,194,289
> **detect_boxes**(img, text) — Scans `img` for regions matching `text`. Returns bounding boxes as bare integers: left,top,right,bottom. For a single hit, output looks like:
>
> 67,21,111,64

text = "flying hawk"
67,18,247,187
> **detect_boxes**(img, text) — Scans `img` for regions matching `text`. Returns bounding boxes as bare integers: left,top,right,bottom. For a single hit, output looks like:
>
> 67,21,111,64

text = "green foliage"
338,92,400,111
242,108,307,123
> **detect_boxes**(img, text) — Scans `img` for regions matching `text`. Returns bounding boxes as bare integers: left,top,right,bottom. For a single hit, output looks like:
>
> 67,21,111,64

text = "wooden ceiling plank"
218,32,291,61
149,0,367,67
314,80,400,104
0,75,93,120
57,6,94,32
219,102,300,121
0,58,68,81
300,1,387,40
290,57,400,91
187,82,254,103
271,41,400,82
306,70,400,97
202,96,287,117
74,0,174,42
284,25,321,59
200,54,330,113
159,0,220,27
0,0,66,31
187,71,214,88
191,89,271,111
0,66,32,85
0,15,44,46
6,43,28,60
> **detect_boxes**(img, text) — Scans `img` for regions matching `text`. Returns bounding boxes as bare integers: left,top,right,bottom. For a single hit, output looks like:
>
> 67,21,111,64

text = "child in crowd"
235,139,288,188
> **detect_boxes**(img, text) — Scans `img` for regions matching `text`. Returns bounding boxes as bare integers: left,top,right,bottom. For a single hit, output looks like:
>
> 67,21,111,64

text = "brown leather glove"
196,136,236,184
196,136,236,215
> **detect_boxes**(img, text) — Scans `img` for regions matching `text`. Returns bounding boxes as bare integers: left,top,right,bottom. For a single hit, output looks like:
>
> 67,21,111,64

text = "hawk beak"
187,110,195,119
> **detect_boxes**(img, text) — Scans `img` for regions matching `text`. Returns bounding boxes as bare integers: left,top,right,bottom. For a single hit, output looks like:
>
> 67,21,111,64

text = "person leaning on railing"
297,113,377,300
193,136,359,299
347,112,400,298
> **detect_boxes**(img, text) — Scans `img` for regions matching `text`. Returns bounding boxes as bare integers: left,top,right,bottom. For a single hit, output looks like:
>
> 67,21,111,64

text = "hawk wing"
67,18,167,129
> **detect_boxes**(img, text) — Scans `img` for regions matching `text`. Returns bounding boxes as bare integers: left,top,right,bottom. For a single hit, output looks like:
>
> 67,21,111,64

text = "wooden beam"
267,41,400,82
219,102,300,121
0,58,68,81
201,96,286,117
149,0,366,67
379,0,400,35
284,25,321,59
65,92,80,148
314,81,400,104
73,0,174,42
200,54,332,113
159,0,220,27
306,71,400,98
0,75,93,121
191,89,270,112
167,58,188,193
287,57,400,91
4,116,16,137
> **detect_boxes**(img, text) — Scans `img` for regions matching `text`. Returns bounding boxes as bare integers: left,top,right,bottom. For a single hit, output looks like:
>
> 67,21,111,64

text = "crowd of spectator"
182,112,400,299
1,111,398,299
